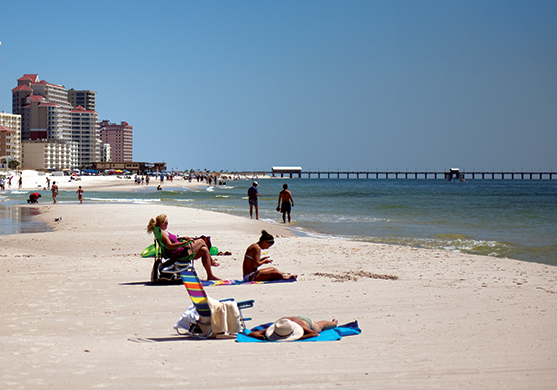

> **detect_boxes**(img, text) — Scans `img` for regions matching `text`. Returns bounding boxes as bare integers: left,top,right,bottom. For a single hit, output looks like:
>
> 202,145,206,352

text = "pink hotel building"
99,120,133,162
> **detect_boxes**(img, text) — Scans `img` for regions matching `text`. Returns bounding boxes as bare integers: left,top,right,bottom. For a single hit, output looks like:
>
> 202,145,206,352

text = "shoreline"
1,169,267,193
0,201,556,388
4,171,215,192
2,174,556,266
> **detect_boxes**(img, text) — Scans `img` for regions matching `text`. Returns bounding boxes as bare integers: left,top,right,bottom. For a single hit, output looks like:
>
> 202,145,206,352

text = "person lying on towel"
248,317,338,342
243,230,297,282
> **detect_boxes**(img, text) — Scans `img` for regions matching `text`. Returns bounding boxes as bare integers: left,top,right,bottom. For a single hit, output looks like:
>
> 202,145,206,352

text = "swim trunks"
243,270,259,282
248,186,258,206
280,201,291,213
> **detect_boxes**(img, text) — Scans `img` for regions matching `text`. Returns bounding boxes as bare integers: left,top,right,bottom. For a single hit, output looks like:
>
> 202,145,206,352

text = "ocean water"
0,203,52,235
1,179,556,266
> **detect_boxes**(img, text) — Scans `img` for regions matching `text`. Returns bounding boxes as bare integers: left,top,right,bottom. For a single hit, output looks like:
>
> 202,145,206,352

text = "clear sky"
1,0,556,172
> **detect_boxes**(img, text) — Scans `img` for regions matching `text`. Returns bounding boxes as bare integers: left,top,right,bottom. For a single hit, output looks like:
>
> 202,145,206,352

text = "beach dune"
0,202,556,389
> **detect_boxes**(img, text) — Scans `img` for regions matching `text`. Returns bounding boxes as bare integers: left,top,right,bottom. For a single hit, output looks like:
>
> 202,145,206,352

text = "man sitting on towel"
247,316,338,342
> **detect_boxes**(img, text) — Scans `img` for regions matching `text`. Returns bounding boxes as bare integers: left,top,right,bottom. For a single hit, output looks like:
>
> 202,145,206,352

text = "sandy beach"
1,177,556,389
10,170,221,193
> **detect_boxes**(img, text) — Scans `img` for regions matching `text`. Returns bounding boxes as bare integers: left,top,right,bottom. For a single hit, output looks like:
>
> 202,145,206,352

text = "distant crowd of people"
131,173,230,186
14,173,297,225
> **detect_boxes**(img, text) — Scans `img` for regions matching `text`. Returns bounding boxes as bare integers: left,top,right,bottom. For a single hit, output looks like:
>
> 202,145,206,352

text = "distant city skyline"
1,1,556,172
6,73,133,170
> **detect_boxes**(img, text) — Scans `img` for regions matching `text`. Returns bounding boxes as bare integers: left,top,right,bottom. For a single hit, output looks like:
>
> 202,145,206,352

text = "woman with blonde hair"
147,214,220,280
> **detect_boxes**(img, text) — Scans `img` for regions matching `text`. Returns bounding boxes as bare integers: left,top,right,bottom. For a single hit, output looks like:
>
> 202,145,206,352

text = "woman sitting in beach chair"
147,214,220,280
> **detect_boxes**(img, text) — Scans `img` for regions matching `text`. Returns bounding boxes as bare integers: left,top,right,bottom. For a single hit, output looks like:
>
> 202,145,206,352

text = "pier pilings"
258,171,556,180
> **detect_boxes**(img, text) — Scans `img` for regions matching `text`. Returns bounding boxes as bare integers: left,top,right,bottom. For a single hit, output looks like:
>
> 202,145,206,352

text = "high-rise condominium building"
68,89,97,111
72,106,100,167
0,112,22,164
11,74,107,169
68,89,103,166
99,120,133,162
12,74,72,141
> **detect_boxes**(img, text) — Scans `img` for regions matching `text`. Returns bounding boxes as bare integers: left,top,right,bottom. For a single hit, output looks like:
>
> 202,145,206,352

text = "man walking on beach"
248,181,261,220
51,181,59,204
277,183,294,223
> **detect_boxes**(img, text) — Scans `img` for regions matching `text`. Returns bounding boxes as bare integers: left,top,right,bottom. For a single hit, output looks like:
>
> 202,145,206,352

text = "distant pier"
255,170,557,180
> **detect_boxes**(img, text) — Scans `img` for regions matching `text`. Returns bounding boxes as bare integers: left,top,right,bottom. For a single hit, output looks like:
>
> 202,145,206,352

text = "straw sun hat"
265,318,304,342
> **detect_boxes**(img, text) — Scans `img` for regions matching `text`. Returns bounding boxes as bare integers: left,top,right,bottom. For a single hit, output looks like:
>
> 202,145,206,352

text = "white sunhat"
265,318,304,342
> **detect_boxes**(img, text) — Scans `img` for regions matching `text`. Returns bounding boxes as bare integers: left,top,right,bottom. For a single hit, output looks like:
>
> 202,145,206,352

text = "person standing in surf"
248,181,261,220
51,181,59,204
277,183,294,223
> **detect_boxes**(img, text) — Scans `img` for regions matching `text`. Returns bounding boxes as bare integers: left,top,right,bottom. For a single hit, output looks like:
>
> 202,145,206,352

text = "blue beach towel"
236,320,361,343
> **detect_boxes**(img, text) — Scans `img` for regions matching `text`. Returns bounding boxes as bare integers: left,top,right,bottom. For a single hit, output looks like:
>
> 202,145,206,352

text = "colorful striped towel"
201,278,297,287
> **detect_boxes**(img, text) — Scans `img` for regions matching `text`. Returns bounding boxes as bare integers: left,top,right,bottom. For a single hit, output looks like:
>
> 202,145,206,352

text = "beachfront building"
0,126,16,169
67,89,97,111
0,112,22,165
71,105,100,167
100,142,111,162
99,120,133,162
12,74,72,141
11,74,105,170
21,139,78,171
68,89,102,166
12,74,79,169
90,161,166,174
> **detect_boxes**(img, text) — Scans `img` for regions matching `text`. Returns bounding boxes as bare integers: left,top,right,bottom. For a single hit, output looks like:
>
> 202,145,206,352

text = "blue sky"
1,0,556,172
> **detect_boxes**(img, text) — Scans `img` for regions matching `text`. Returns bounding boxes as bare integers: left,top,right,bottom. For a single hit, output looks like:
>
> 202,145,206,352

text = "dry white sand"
1,196,556,388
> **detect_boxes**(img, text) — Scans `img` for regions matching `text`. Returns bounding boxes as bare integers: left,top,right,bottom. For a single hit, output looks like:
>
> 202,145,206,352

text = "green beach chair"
150,226,195,284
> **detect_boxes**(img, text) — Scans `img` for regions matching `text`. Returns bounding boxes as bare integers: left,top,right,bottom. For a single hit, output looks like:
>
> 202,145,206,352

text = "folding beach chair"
176,265,254,338
150,226,195,284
